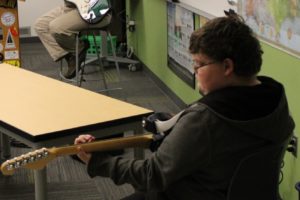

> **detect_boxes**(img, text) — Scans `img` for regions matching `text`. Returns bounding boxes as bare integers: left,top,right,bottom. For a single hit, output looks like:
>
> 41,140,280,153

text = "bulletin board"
0,0,20,67
167,1,213,88
167,2,195,88
167,0,237,88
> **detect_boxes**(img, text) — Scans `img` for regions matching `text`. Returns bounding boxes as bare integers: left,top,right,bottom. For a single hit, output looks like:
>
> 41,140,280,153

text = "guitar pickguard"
66,0,111,24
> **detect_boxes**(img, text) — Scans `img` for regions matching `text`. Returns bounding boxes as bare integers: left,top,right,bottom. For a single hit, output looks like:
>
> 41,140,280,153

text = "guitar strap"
154,110,185,136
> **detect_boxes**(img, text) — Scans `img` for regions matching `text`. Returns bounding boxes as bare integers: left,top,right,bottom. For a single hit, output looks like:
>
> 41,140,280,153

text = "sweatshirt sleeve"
87,108,212,192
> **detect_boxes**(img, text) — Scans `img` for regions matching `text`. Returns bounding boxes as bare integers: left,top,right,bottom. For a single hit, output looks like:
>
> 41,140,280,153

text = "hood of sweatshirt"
198,76,295,144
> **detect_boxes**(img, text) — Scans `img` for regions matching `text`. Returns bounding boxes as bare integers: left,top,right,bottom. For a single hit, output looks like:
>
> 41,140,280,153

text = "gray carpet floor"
0,41,181,200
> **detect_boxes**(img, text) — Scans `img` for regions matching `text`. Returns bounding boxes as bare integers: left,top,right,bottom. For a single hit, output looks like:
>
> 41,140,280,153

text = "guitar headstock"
0,148,56,175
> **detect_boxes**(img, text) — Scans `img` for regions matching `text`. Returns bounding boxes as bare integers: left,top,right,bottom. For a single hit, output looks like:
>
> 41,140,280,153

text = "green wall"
261,43,300,200
126,0,299,199
126,0,199,103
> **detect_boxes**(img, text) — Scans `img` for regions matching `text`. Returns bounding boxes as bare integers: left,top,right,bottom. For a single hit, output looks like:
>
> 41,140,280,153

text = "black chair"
226,140,290,200
296,182,300,200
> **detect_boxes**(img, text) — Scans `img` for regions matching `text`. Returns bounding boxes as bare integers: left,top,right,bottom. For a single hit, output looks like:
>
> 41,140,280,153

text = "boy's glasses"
193,61,217,73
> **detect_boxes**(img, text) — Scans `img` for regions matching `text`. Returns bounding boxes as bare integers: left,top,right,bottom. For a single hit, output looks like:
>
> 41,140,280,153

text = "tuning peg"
5,159,17,170
19,155,29,165
22,158,29,165
35,148,49,159
7,162,15,170
37,153,43,159
43,149,49,157
28,153,37,162
14,160,21,168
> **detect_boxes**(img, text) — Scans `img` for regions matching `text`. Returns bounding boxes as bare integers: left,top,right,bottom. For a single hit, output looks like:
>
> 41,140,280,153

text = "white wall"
18,0,238,36
18,0,62,36
178,0,237,17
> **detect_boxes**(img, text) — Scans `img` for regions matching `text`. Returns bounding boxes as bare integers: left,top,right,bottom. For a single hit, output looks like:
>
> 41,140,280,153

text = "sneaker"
63,40,90,79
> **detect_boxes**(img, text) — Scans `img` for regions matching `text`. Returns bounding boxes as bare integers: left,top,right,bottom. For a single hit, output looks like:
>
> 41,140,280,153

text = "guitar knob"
22,158,29,164
42,149,49,157
29,155,36,162
15,161,21,168
8,164,14,170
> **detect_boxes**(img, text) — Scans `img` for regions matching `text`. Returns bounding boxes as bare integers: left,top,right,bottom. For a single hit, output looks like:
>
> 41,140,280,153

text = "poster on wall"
239,0,300,58
167,2,195,88
0,0,20,67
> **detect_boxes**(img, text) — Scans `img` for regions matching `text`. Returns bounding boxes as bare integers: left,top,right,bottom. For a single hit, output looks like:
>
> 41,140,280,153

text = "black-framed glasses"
193,61,217,73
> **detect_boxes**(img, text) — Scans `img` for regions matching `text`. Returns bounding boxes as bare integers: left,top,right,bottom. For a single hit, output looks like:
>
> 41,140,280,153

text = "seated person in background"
34,0,111,79
73,12,295,200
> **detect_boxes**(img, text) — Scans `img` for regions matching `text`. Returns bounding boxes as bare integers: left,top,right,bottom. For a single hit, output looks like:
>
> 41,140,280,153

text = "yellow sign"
4,59,20,67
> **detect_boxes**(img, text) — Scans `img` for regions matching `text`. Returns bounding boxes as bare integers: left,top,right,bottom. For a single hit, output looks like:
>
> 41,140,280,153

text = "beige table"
0,63,152,200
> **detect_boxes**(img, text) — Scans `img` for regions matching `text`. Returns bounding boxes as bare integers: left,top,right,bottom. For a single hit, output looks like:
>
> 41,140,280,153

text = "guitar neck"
51,134,153,157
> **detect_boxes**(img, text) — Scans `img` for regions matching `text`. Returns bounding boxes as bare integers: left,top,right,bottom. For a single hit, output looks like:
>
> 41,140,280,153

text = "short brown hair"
189,14,263,77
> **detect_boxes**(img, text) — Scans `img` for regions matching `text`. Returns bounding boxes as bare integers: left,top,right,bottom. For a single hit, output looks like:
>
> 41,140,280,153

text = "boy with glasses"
74,11,294,200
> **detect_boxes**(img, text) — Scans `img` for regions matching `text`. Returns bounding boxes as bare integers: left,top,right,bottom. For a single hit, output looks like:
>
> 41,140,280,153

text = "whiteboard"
177,0,237,17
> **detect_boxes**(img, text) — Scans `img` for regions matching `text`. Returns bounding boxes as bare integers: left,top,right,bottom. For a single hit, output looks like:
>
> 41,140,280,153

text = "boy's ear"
223,58,234,76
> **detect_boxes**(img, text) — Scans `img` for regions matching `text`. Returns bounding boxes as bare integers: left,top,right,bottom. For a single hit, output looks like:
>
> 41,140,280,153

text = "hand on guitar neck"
74,134,96,164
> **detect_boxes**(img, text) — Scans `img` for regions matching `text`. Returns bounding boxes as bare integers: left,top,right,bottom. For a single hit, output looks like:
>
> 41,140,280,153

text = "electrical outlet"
287,135,297,157
128,20,136,32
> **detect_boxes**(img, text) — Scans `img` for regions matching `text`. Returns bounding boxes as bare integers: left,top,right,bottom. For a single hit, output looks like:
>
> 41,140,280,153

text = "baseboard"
133,56,187,110
20,36,41,44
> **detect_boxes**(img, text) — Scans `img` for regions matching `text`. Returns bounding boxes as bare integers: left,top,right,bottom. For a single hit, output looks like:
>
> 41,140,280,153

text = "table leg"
34,167,48,200
1,133,11,158
0,133,2,154
133,126,145,159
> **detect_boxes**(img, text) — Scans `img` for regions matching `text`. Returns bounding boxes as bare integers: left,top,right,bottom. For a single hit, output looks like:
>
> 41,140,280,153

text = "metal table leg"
0,133,2,151
1,133,11,158
34,167,48,200
133,125,145,159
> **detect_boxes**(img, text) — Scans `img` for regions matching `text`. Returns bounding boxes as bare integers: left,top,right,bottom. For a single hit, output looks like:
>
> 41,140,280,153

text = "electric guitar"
0,134,153,176
66,0,111,24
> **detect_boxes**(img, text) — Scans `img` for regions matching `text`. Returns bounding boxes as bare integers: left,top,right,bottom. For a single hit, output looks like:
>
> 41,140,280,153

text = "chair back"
226,139,290,200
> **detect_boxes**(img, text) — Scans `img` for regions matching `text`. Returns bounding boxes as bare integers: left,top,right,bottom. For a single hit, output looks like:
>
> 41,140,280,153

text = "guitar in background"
66,0,111,24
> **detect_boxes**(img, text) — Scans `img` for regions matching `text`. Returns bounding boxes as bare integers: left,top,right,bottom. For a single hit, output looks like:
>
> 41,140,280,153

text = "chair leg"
107,31,121,79
59,60,63,81
58,29,124,92
58,33,86,86
75,34,80,86
93,32,108,91
79,59,86,87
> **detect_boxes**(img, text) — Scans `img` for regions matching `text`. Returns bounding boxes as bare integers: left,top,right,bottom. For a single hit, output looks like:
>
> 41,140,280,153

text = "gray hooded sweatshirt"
87,76,295,200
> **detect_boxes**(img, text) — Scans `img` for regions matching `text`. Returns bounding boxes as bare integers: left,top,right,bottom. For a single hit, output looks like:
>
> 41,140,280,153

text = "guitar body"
66,0,111,24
